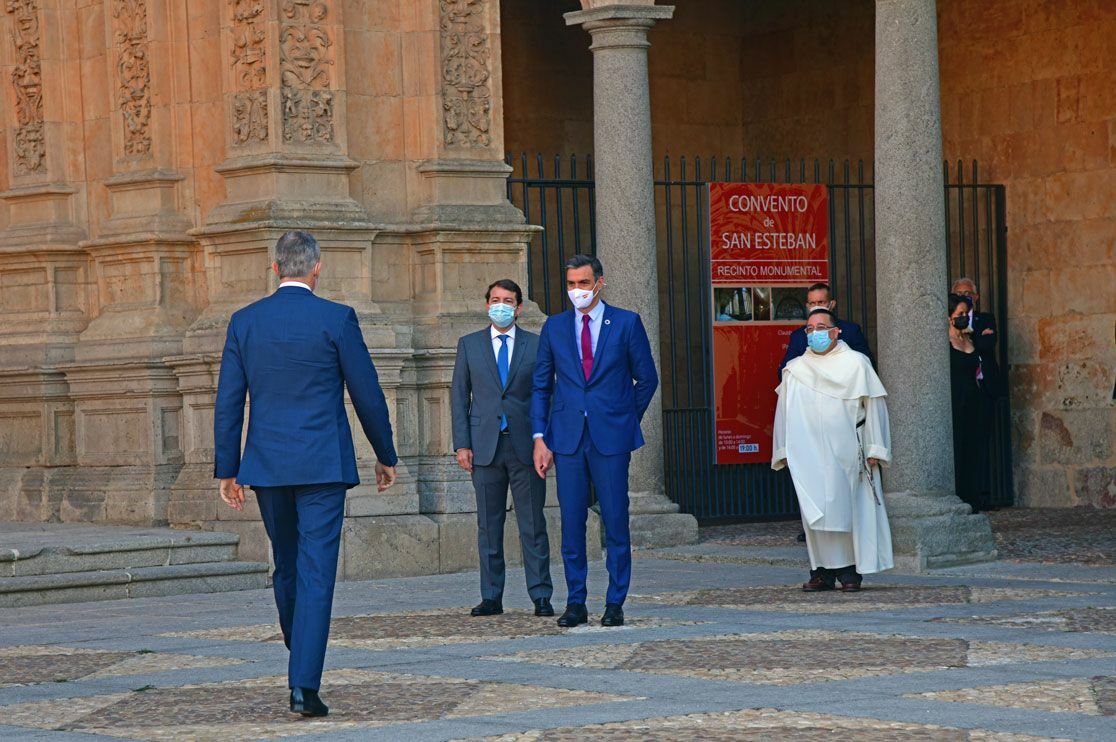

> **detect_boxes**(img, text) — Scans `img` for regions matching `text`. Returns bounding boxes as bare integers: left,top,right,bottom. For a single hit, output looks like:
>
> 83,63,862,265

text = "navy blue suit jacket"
531,304,658,457
778,318,874,378
213,286,398,487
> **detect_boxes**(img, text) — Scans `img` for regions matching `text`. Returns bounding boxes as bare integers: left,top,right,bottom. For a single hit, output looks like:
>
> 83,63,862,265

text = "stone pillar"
874,0,995,570
565,3,696,548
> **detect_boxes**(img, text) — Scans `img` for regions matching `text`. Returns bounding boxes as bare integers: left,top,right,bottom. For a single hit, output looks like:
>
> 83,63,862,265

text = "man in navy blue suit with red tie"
213,231,398,717
531,254,659,628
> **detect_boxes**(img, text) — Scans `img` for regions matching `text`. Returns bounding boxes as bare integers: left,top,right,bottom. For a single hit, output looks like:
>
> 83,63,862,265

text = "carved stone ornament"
112,0,153,157
5,0,45,175
229,0,268,144
440,0,491,148
279,0,334,144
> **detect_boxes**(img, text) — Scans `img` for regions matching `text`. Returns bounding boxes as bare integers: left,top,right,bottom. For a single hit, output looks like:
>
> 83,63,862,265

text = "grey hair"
275,230,321,278
565,253,603,280
951,276,977,291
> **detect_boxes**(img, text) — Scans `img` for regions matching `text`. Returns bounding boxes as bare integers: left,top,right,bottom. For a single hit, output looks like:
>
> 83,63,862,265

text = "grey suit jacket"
451,327,539,468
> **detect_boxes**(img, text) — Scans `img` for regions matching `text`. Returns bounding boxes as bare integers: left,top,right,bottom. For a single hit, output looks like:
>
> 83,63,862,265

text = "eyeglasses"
805,326,834,334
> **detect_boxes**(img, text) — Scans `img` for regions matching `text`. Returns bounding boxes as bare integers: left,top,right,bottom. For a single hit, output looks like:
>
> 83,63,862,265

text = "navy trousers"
554,423,632,606
254,482,346,691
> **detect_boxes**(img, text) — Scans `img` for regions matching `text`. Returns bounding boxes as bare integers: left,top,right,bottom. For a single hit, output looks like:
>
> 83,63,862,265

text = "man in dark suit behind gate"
213,230,398,718
451,279,553,618
779,282,874,378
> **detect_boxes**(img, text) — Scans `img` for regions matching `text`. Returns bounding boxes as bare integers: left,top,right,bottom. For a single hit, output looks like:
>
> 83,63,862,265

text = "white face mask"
567,284,599,310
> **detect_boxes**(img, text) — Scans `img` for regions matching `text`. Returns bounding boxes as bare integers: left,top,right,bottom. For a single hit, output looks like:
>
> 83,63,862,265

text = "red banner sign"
710,183,829,465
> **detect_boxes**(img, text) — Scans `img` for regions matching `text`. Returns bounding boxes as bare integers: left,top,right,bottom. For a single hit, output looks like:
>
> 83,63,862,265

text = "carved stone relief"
229,0,268,145
112,0,152,157
5,0,45,175
440,0,491,148
279,0,333,144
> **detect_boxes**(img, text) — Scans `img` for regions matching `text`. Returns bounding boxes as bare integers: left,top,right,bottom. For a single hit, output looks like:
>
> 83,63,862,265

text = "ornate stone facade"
5,0,45,175
440,0,492,148
112,0,152,157
279,0,334,144
0,0,552,575
229,0,268,145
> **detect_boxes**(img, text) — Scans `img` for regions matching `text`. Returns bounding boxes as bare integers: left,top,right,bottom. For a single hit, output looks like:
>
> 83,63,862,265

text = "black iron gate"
507,154,1012,519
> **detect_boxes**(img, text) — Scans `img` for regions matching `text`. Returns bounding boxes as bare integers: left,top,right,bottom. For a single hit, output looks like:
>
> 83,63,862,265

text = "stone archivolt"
229,0,268,145
5,0,45,175
112,0,152,157
279,0,333,144
440,0,491,148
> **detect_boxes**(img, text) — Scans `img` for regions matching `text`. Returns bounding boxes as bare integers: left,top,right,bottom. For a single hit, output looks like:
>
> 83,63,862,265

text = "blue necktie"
497,335,509,431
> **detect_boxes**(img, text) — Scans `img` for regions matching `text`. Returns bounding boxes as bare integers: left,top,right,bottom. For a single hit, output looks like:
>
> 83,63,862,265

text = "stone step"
0,561,270,608
629,512,700,549
0,524,242,577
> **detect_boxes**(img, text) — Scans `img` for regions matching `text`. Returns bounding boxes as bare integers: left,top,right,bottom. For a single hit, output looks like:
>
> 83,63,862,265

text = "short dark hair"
807,307,837,324
948,292,973,315
807,282,831,295
565,254,603,280
485,278,523,305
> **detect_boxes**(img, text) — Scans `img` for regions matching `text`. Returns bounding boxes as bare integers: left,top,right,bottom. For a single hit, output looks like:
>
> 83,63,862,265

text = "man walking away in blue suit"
778,282,874,378
531,254,659,628
213,231,398,717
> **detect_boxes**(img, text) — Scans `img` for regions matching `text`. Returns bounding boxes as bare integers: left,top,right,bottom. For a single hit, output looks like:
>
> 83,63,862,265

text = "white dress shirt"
279,280,313,291
490,323,516,366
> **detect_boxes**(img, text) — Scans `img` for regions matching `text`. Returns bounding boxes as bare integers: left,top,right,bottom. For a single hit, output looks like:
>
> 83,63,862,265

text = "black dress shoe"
290,687,329,717
533,597,555,616
556,603,588,627
601,603,624,627
470,599,503,616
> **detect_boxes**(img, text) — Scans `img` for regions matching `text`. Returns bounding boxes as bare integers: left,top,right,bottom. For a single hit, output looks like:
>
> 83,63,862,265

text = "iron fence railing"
507,154,1012,519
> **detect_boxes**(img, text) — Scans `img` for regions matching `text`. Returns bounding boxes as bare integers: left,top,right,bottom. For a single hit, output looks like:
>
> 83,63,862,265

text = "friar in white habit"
772,307,894,592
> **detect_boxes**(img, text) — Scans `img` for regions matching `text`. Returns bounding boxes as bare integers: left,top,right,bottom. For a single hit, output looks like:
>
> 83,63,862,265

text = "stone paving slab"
458,708,1071,741
935,607,1116,634
0,646,246,688
910,676,1116,716
4,669,634,742
631,584,1082,613
159,610,702,650
482,629,1115,685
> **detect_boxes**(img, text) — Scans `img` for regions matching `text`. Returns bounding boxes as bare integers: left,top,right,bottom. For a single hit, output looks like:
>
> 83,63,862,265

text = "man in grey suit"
451,279,553,617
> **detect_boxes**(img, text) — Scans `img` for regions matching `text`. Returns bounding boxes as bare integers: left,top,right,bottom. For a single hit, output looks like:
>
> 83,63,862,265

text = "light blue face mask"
807,328,833,353
488,302,516,328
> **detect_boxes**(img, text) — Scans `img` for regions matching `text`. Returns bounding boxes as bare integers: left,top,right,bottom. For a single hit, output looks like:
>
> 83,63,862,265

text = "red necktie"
581,314,593,380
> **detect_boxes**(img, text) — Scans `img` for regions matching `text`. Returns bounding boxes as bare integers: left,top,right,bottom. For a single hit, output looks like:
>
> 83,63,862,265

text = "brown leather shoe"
801,576,834,592
839,580,862,592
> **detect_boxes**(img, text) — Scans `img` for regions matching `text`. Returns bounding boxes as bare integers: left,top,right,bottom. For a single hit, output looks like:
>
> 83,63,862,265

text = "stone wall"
936,0,1116,508
502,0,756,161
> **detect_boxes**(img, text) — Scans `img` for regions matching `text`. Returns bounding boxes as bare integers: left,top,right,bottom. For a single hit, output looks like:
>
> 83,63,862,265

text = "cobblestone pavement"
697,508,1116,567
1,516,1115,740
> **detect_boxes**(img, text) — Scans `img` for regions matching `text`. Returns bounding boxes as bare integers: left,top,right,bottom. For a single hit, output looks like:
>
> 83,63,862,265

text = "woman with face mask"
948,292,993,514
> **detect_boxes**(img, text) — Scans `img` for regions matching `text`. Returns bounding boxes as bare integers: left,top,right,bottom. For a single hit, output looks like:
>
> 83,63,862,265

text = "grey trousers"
471,433,552,602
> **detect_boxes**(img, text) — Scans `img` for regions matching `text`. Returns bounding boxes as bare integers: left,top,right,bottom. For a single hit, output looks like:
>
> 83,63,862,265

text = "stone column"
874,0,995,570
565,3,696,548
